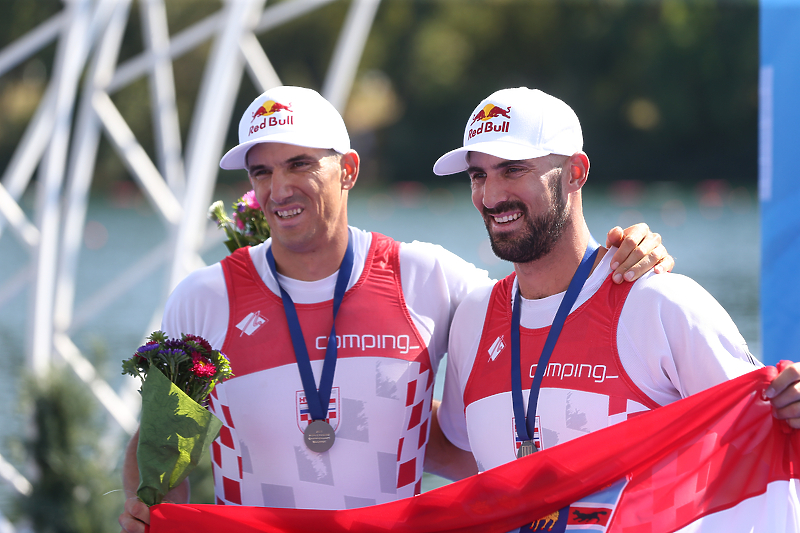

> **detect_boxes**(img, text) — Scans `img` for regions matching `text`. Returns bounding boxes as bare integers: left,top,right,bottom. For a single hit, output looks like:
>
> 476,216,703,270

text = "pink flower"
191,353,217,378
242,190,260,209
233,212,245,230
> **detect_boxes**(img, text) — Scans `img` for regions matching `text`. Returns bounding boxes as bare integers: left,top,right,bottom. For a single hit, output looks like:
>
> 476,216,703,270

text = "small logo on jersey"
236,311,267,336
488,335,505,361
514,416,542,454
297,387,340,432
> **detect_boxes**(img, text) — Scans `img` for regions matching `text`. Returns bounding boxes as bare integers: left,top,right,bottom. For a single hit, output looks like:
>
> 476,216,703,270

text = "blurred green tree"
0,0,758,191
13,372,120,533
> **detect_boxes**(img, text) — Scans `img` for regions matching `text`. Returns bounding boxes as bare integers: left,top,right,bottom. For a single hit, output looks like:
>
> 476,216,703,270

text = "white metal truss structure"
0,0,380,506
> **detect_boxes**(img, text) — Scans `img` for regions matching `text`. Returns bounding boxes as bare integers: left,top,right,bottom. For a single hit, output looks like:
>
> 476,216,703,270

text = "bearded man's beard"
483,174,570,264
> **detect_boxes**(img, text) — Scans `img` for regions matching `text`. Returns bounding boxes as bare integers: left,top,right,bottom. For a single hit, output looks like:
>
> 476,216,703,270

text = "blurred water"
0,179,759,513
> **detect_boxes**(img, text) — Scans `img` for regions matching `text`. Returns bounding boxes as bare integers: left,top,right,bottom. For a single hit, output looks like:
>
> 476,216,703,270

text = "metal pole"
55,0,132,333
140,0,186,197
322,0,382,112
29,0,100,376
168,0,266,291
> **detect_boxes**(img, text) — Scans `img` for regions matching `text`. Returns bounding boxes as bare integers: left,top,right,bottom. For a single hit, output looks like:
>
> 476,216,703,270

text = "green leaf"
136,368,222,506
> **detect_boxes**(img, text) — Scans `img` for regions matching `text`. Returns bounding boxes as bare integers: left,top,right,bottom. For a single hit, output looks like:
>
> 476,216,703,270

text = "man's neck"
514,225,607,300
270,228,350,282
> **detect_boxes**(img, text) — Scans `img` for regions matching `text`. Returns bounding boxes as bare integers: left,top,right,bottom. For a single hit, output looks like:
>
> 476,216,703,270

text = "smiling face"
246,142,356,261
467,152,570,264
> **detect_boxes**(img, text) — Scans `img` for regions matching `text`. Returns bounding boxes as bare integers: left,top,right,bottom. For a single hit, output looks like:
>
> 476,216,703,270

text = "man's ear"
341,150,360,190
565,152,590,192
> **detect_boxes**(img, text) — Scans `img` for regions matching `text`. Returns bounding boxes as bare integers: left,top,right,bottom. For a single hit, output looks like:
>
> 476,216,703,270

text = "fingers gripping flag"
150,366,800,533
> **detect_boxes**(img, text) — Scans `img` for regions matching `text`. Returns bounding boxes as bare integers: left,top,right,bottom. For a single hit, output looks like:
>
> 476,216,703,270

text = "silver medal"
517,440,536,458
304,420,335,453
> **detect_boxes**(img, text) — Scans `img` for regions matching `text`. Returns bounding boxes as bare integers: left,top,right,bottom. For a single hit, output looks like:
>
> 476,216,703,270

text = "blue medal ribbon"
511,237,600,446
266,234,354,422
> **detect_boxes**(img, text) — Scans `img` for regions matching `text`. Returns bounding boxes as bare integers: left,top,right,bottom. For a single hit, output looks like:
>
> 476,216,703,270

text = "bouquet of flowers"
122,331,233,506
208,190,270,253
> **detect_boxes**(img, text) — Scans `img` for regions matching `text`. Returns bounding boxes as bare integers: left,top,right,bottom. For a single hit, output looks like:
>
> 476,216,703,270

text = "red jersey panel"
463,273,660,471
208,233,433,509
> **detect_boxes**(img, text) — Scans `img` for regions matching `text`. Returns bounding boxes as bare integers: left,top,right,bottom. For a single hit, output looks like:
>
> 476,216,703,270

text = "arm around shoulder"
606,223,674,283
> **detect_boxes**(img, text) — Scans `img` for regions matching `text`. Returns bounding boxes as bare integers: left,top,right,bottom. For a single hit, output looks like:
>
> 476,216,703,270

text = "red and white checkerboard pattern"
394,364,434,496
207,384,243,505
607,395,650,427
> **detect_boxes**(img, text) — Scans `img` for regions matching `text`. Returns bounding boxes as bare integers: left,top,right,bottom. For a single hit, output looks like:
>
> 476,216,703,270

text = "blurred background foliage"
0,0,757,197
10,371,120,532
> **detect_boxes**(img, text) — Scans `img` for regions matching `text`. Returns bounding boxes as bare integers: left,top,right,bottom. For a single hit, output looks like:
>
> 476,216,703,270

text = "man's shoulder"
398,240,450,273
454,282,496,322
169,261,227,302
162,260,229,344
356,228,470,270
446,281,496,369
626,270,731,321
629,270,707,300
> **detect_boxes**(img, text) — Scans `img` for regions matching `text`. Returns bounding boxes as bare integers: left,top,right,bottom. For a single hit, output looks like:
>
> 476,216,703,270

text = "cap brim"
432,140,552,176
220,140,258,170
219,134,348,170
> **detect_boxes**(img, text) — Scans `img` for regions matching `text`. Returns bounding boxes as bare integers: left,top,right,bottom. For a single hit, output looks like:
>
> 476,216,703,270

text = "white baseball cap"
433,87,583,175
219,86,350,170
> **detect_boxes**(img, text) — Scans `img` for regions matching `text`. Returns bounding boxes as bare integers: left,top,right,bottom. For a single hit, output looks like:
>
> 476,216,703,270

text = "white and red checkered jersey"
161,228,493,509
438,248,761,472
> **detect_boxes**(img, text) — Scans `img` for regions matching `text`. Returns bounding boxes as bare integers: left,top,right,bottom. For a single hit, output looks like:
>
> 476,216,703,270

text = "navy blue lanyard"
511,238,600,443
266,235,354,422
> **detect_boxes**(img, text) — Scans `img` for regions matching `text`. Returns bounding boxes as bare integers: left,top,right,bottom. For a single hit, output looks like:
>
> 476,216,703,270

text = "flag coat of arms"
296,387,339,432
150,366,800,533
525,478,628,532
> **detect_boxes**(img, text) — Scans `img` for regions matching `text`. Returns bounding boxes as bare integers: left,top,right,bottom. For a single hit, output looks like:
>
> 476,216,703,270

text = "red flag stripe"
150,367,799,533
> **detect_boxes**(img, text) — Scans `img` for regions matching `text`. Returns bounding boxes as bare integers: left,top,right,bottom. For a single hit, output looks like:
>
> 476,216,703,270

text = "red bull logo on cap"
249,99,294,136
467,103,511,140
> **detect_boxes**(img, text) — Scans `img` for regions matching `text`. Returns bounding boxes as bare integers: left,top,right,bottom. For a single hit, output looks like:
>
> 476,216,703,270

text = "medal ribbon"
511,237,600,446
266,234,354,422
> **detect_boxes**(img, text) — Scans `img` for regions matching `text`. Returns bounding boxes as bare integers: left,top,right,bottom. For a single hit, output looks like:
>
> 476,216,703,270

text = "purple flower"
122,331,234,407
163,339,185,351
137,342,160,354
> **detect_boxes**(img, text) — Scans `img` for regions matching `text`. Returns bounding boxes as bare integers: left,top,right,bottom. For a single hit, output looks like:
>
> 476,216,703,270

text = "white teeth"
276,208,303,218
492,212,521,224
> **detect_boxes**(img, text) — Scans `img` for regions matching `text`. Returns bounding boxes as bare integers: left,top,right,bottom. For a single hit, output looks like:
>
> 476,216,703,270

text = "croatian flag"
299,398,337,424
150,366,800,533
514,417,542,453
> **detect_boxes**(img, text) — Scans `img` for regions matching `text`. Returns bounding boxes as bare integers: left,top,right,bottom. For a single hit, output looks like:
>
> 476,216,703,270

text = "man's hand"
606,223,674,284
766,362,800,428
119,428,189,532
119,496,149,533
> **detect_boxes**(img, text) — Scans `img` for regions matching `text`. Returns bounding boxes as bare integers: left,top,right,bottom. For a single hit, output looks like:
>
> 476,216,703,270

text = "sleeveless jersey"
207,233,433,510
463,273,661,472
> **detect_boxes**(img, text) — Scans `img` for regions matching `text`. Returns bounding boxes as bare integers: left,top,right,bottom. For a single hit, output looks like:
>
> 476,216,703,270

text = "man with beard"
119,86,672,532
426,87,800,481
